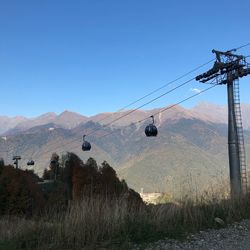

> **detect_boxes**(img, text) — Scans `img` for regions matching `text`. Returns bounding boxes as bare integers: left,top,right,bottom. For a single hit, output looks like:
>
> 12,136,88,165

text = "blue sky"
0,0,250,117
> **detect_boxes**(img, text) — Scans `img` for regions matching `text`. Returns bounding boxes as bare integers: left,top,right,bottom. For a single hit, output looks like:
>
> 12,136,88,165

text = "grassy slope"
1,118,249,194
118,136,228,194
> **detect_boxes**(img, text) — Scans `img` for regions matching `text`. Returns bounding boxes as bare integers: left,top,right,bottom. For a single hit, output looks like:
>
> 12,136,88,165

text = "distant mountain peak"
59,110,85,117
34,112,57,120
52,110,87,130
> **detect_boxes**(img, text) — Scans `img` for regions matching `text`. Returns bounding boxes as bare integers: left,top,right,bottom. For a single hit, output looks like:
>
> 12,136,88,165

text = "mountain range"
0,111,88,135
1,102,250,195
1,103,250,136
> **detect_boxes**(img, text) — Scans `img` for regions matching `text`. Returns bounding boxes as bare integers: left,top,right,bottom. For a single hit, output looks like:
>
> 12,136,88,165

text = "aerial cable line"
36,136,83,159
85,45,250,137
31,77,218,158
138,84,217,123
86,76,197,137
29,43,250,155
111,59,215,112
13,42,250,160
16,58,216,159
105,78,195,125
6,43,250,166
97,81,218,139
90,58,215,127
34,80,218,157
17,43,250,158
33,74,194,158
234,42,250,51
90,42,249,127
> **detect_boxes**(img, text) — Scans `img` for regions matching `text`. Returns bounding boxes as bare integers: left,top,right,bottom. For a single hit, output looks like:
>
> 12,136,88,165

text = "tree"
0,165,45,215
0,158,4,167
0,158,4,175
49,152,60,180
42,168,50,180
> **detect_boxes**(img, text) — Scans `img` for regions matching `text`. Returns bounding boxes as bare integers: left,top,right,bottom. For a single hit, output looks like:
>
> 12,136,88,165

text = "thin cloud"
190,88,202,94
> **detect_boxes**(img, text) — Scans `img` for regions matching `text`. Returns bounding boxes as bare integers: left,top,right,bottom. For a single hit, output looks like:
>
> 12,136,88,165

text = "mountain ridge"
2,102,250,136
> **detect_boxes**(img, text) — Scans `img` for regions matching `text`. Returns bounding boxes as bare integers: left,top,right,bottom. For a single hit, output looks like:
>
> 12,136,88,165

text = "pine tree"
0,158,4,167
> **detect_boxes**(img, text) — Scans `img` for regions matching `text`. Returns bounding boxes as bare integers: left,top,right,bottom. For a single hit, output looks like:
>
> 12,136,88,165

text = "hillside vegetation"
0,154,141,217
1,154,250,249
1,106,250,195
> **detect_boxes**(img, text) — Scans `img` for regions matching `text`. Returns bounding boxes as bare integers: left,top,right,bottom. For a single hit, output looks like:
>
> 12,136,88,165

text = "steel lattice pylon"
233,79,248,193
196,49,250,196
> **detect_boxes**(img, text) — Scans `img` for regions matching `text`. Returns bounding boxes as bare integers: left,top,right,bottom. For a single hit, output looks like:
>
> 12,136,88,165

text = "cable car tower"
196,49,250,196
13,155,21,169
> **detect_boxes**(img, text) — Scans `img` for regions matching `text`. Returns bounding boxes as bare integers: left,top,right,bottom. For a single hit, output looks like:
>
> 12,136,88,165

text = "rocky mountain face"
0,116,28,135
192,102,250,129
1,103,250,195
2,111,88,135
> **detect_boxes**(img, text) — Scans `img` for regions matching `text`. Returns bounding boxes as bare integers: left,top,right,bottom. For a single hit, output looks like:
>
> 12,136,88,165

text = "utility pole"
196,49,250,197
13,156,21,169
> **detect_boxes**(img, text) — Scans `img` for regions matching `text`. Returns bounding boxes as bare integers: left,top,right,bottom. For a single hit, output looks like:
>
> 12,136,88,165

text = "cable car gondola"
145,115,158,137
82,135,91,151
50,159,57,164
27,159,35,166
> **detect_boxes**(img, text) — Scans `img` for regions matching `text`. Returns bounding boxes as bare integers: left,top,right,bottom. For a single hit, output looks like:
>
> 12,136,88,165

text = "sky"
0,0,250,118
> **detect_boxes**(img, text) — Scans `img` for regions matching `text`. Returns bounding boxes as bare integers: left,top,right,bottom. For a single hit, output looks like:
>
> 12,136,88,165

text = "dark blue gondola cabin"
145,115,158,137
82,135,91,151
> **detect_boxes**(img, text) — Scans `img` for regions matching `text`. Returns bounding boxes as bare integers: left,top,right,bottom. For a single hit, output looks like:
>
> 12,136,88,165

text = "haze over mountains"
0,111,88,135
1,102,250,136
1,102,250,194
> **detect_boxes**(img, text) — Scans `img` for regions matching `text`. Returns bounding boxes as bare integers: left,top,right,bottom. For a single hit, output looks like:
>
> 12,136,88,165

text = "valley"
1,103,250,194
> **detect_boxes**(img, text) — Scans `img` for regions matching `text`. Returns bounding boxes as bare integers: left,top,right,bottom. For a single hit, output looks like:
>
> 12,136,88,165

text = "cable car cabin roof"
82,140,91,151
145,124,158,137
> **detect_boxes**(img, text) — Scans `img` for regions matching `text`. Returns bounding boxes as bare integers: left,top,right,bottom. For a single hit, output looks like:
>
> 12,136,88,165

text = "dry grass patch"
0,193,250,249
